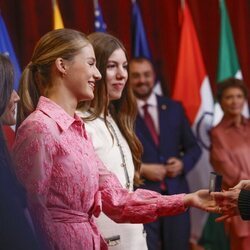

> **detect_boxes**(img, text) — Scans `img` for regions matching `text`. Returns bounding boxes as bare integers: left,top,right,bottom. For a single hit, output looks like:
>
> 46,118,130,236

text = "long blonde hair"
17,28,90,128
81,32,143,186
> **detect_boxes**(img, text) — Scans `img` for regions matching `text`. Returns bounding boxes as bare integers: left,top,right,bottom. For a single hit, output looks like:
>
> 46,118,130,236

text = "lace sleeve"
97,157,186,223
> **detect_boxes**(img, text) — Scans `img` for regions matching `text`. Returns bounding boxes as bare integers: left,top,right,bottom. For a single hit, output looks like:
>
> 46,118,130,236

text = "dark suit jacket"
0,128,40,250
135,95,201,194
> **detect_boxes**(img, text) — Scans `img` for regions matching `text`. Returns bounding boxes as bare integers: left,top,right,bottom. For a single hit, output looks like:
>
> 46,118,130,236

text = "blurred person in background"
129,57,201,250
210,77,250,250
0,54,39,249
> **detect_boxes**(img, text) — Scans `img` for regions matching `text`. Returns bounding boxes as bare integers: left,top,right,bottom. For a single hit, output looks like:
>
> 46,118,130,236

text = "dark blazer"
0,128,40,250
135,95,201,194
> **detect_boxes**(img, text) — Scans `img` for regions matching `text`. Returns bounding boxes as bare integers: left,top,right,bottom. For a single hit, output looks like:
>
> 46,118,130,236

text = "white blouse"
78,111,147,250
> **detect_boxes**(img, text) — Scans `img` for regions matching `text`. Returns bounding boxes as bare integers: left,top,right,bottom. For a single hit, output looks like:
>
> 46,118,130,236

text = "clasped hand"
207,180,250,221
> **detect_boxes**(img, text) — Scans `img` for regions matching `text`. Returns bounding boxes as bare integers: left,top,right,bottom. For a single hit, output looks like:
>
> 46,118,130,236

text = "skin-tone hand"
140,163,167,182
183,190,215,211
165,157,183,178
209,189,241,222
190,242,205,250
231,180,250,191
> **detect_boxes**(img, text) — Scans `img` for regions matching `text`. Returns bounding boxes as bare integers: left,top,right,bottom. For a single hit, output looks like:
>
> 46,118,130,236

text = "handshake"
209,179,250,222
185,177,250,222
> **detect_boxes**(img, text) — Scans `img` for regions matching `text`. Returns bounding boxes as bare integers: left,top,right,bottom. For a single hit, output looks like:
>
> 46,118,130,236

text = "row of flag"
90,0,243,249
1,0,246,248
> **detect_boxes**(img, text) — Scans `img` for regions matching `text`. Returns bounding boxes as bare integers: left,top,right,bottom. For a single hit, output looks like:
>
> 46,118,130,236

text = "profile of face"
106,48,128,101
1,90,20,126
220,87,246,117
129,59,155,100
62,43,101,101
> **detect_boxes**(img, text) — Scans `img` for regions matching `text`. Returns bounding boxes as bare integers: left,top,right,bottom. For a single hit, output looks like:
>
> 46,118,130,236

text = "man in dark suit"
129,57,201,250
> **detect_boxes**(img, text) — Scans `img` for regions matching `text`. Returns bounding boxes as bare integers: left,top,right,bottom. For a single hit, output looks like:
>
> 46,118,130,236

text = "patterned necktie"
143,104,159,146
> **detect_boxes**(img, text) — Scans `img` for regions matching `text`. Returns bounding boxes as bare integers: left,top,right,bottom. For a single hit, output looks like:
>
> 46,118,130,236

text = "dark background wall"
0,0,250,97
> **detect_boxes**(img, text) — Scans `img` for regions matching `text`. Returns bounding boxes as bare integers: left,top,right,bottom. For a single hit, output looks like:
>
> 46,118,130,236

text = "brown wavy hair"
80,32,142,186
0,54,14,117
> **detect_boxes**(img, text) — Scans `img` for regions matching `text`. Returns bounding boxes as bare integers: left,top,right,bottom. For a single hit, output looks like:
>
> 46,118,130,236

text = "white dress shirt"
137,92,160,134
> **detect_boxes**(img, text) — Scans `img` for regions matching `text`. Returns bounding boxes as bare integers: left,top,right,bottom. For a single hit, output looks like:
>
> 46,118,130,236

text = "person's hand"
165,157,183,178
210,189,240,222
190,242,205,250
231,180,250,191
183,189,215,210
140,163,167,182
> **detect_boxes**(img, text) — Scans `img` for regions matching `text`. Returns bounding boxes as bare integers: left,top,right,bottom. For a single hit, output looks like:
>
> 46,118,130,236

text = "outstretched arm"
98,156,214,223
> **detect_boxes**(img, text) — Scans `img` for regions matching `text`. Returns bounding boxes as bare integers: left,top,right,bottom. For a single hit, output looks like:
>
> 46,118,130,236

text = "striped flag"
93,0,106,32
195,1,232,248
213,0,249,126
52,0,64,29
0,14,21,148
172,2,214,246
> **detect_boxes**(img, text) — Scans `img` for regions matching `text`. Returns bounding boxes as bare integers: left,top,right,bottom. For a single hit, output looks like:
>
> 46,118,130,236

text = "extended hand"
184,190,215,210
210,189,240,222
231,180,250,191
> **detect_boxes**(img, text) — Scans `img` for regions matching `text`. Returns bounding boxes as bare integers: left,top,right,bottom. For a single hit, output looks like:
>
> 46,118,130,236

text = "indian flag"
172,2,214,246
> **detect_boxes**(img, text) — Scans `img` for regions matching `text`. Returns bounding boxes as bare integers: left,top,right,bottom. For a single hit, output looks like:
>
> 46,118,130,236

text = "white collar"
137,92,157,110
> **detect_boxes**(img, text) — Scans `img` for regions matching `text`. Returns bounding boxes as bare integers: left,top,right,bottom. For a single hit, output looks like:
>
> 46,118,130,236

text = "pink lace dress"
13,97,186,250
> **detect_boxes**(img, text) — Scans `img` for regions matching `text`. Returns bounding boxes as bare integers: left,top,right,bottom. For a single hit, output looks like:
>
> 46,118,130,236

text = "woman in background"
210,77,250,250
77,32,147,249
0,54,39,249
77,32,215,250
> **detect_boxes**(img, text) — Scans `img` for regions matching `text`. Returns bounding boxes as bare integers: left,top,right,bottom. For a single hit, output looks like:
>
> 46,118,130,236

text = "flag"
213,0,248,126
93,0,106,32
52,0,64,29
0,14,22,148
172,3,215,246
198,1,232,248
131,0,151,59
0,15,21,91
131,0,162,94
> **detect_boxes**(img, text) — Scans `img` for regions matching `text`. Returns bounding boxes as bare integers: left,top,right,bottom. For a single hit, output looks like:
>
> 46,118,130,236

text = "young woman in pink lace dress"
13,28,214,250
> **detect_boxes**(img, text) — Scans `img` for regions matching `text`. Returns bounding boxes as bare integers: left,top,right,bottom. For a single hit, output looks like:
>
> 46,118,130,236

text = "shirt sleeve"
97,157,186,223
13,121,56,249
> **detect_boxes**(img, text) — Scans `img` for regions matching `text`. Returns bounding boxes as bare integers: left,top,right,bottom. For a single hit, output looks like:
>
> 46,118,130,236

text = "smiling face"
106,48,128,101
1,90,20,125
63,44,101,102
129,59,155,101
220,87,246,117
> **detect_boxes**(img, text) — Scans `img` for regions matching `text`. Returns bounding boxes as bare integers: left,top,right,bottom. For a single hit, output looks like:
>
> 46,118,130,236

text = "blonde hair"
80,32,143,186
17,28,90,128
